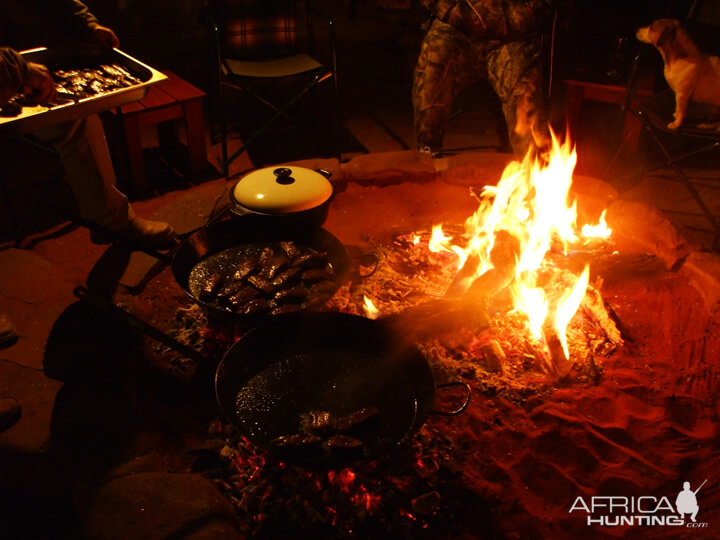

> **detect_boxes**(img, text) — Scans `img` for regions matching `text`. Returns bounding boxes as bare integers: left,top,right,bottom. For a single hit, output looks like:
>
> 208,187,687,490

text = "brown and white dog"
636,18,720,130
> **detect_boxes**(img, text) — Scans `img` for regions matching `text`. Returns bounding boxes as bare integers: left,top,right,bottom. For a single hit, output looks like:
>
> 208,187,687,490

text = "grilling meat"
273,284,308,303
52,64,142,99
247,275,275,295
237,298,270,315
324,435,365,459
224,286,259,309
279,240,301,259
272,433,322,447
258,255,288,280
271,267,302,289
291,251,328,269
199,273,223,300
233,256,259,281
270,303,304,315
301,268,336,283
333,407,379,433
198,241,338,315
300,410,334,435
0,94,25,117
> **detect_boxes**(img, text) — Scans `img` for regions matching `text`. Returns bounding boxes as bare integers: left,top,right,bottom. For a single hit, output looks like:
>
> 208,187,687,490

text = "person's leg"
32,116,175,248
34,116,133,229
412,19,487,154
487,41,550,156
691,507,698,522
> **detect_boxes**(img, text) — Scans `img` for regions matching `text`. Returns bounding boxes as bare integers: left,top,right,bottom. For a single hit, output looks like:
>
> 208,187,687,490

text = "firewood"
380,297,489,340
580,287,623,344
479,340,506,373
545,330,572,378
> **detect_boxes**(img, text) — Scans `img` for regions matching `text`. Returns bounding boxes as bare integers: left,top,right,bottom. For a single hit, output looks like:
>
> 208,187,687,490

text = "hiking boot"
118,217,176,250
91,217,177,250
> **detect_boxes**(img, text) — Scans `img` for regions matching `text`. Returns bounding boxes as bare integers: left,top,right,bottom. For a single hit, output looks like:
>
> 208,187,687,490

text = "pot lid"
231,166,333,214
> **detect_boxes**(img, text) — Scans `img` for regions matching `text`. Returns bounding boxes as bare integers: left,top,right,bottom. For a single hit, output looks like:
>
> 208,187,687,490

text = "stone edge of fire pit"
84,472,243,539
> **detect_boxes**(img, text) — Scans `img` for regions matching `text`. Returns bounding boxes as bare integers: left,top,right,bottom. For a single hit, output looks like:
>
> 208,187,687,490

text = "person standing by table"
0,0,176,248
413,0,557,156
0,2,177,424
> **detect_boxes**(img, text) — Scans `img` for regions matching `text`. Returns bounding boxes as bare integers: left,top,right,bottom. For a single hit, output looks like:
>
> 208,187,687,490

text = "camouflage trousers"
413,18,548,156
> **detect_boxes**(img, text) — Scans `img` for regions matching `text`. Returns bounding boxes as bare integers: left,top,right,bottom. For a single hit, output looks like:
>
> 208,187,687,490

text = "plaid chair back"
212,0,299,60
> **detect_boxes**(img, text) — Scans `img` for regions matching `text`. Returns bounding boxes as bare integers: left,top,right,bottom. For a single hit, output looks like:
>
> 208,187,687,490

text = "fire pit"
122,144,720,537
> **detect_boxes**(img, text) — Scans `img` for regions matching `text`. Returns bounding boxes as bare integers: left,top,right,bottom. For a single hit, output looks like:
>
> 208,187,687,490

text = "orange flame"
363,295,380,319
581,209,612,239
432,130,609,360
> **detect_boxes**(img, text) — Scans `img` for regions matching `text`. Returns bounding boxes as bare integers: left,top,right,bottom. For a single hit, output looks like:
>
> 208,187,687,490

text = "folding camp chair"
608,3,720,249
204,0,339,175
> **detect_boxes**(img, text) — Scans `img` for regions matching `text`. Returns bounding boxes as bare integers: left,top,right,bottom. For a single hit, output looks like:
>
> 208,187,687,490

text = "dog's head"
636,19,697,60
636,19,680,47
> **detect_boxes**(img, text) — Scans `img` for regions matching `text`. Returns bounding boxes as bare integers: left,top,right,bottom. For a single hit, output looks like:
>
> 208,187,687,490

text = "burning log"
478,340,506,373
580,287,624,345
381,298,489,340
543,329,573,378
446,230,520,300
381,232,521,340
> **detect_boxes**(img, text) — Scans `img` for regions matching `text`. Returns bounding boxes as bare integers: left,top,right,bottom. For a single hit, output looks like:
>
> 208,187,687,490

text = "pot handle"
315,168,332,180
429,381,471,416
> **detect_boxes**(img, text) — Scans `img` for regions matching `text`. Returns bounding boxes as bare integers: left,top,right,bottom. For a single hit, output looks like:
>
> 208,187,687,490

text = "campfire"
129,130,720,538
336,133,623,384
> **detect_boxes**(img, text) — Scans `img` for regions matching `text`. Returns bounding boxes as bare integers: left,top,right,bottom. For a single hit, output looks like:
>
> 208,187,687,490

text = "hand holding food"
23,62,56,105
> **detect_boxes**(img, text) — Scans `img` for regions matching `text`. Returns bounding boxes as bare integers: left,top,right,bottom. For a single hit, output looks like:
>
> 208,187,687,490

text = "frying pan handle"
73,285,207,364
429,381,471,416
352,252,379,278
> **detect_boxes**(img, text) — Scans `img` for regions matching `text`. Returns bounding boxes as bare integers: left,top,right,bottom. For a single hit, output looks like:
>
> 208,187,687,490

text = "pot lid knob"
273,167,295,185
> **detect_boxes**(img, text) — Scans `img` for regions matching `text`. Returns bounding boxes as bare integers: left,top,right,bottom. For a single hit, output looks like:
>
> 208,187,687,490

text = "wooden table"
116,71,207,194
